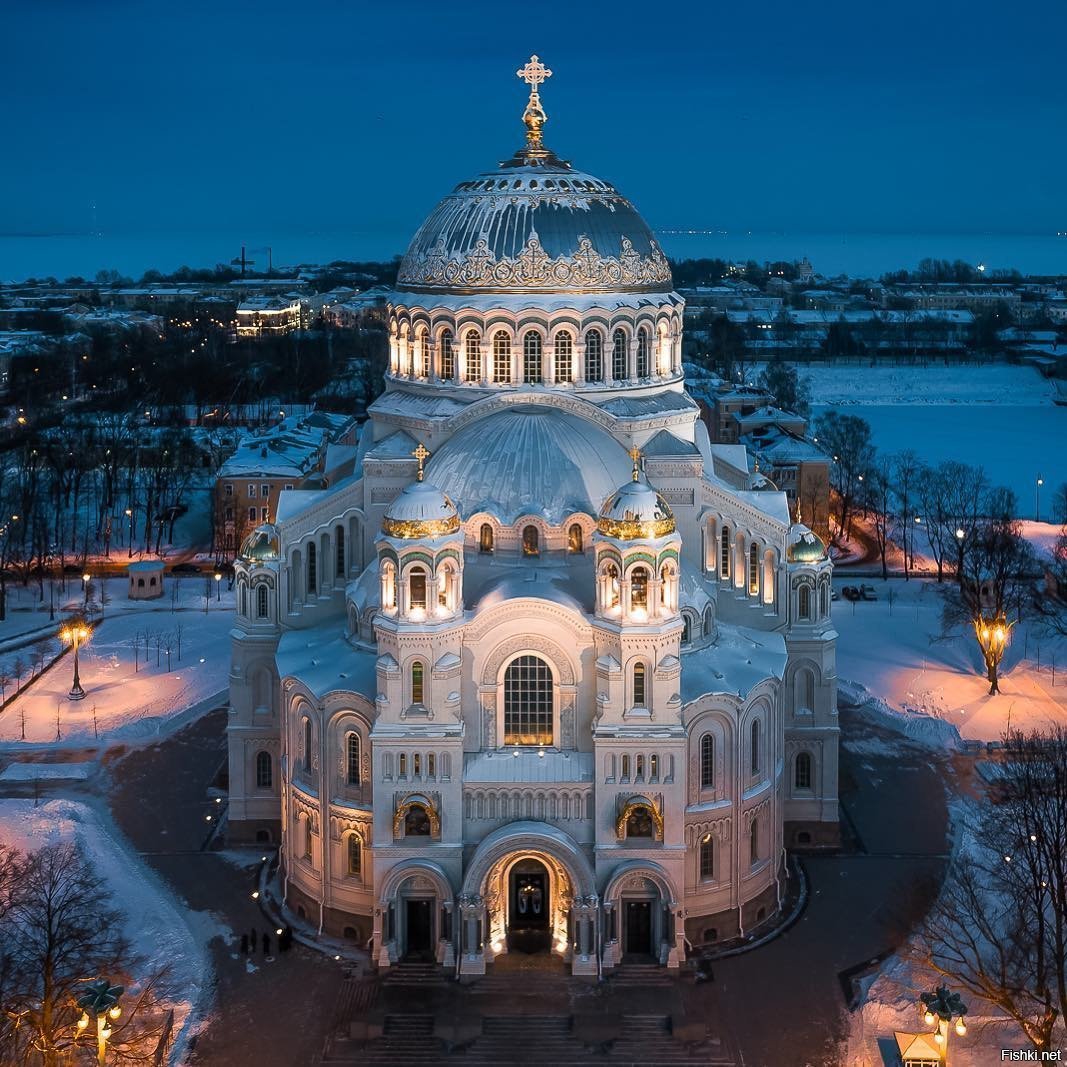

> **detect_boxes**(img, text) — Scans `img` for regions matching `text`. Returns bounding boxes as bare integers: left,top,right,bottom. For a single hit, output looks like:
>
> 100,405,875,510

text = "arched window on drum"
584,329,603,382
555,331,573,383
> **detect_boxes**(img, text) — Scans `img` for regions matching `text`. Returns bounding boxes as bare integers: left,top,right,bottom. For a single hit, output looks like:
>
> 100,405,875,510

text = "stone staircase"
608,1014,718,1064
356,1013,443,1066
608,961,675,988
382,960,448,986
456,1015,587,1064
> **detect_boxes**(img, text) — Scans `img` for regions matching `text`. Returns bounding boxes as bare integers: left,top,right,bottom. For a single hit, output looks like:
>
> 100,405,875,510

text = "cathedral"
226,56,839,976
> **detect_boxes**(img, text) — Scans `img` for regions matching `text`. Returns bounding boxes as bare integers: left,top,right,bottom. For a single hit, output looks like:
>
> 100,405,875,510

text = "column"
428,341,439,382
574,339,586,385
545,338,556,386
628,338,639,384
479,342,490,387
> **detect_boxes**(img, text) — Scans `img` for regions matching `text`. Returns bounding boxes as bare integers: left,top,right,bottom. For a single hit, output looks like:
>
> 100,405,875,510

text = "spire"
516,54,552,158
412,443,430,482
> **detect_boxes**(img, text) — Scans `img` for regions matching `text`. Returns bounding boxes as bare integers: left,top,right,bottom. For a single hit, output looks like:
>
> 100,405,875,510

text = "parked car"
841,586,861,602
171,562,201,574
859,584,879,601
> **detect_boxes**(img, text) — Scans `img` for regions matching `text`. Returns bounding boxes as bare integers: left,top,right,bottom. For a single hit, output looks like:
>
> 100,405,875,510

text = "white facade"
226,67,839,974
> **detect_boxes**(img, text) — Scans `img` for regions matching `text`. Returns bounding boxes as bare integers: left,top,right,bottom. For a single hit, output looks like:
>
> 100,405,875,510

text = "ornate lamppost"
920,985,968,1063
974,613,1013,695
60,619,92,701
76,979,124,1066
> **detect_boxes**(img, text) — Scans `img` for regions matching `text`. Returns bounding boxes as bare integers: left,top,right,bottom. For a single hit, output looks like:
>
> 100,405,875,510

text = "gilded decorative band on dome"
397,231,672,293
381,514,462,539
596,514,676,540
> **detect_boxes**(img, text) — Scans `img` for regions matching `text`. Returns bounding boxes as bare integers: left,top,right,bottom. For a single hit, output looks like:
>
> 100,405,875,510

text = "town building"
225,59,839,975
216,411,358,554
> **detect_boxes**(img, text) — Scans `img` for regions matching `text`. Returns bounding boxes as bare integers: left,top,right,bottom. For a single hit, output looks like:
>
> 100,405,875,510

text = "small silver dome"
239,523,280,562
381,480,460,540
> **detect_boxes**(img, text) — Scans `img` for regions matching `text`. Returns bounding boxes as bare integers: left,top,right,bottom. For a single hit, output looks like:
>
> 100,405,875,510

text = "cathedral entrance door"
507,858,550,954
404,899,433,959
624,901,652,958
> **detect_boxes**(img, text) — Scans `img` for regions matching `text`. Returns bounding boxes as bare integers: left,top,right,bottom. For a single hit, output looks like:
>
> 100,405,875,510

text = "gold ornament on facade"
615,799,664,841
596,514,676,540
381,514,461,540
393,794,442,838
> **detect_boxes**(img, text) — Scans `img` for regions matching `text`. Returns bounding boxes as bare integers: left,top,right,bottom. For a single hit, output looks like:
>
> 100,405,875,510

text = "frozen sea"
1,228,1065,283
805,364,1066,518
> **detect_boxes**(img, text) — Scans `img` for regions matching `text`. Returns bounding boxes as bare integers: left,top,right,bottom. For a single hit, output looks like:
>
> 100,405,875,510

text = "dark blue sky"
2,0,1064,245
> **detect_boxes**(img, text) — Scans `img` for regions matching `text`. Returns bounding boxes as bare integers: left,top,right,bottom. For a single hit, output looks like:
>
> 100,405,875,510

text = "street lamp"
1036,477,1044,522
76,978,123,1066
974,612,1013,696
214,572,222,601
919,985,968,1061
60,620,92,701
82,572,91,608
125,508,134,558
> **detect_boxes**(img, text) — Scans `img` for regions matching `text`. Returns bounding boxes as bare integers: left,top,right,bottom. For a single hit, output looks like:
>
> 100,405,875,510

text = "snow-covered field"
798,361,1059,406
0,797,215,1063
0,578,235,748
834,577,1067,744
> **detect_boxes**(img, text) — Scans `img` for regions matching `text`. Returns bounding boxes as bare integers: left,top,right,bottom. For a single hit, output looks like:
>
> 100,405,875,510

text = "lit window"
504,655,553,745
347,834,361,876
795,751,812,790
411,662,425,705
256,584,268,618
522,525,539,556
523,332,543,384
409,569,427,610
568,523,583,554
700,835,714,879
492,330,511,383
636,327,650,377
465,331,482,381
749,543,759,594
555,331,573,382
440,330,455,379
720,527,731,578
480,523,494,553
631,567,649,609
346,733,361,785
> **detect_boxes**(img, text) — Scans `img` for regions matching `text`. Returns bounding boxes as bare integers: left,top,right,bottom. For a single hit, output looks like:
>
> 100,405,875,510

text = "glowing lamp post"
61,621,92,701
974,613,1012,696
125,508,134,558
919,985,967,1063
1036,477,1044,522
76,978,124,1066
82,572,91,608
214,572,222,601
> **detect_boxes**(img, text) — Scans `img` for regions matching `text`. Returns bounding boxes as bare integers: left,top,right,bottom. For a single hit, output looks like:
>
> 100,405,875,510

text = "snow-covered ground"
0,577,235,748
0,797,216,1063
834,577,1067,744
796,361,1059,406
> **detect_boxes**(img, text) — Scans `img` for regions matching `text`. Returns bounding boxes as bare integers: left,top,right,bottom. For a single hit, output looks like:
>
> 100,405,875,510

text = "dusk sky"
2,0,1065,246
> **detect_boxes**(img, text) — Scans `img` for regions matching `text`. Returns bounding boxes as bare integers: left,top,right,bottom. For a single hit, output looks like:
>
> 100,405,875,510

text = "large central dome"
396,161,671,296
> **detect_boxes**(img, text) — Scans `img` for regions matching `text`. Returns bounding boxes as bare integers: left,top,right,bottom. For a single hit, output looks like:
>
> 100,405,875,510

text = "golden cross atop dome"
412,443,431,481
516,54,552,156
628,445,642,481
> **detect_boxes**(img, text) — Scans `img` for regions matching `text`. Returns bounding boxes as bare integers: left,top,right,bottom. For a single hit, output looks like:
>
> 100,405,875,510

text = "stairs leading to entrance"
609,961,675,988
457,1015,585,1064
354,1014,442,1066
608,1014,716,1064
382,960,447,986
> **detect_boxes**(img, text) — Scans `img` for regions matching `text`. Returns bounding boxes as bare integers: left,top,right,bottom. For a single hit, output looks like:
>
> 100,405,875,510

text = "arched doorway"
507,857,551,953
459,822,598,976
602,861,684,971
375,861,455,969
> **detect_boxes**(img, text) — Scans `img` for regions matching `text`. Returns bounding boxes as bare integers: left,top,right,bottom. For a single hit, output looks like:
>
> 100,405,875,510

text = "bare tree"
813,410,875,542
917,462,953,582
0,668,10,703
909,727,1067,1053
893,450,921,580
174,622,184,662
0,843,170,1066
869,454,893,580
944,462,988,582
11,657,25,694
163,632,173,672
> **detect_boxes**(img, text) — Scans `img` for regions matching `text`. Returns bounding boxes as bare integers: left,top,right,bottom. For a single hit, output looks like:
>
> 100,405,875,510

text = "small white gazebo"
128,560,164,600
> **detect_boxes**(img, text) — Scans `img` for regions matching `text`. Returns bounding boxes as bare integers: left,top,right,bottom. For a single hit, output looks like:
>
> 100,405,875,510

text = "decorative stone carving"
560,698,575,749
481,633,576,686
398,231,672,294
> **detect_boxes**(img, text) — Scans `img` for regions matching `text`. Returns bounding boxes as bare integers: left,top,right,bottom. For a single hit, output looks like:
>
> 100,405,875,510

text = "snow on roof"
596,390,699,419
364,428,420,460
464,749,593,783
734,490,792,525
465,555,593,616
642,429,700,457
681,624,787,704
369,389,471,420
275,625,377,700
